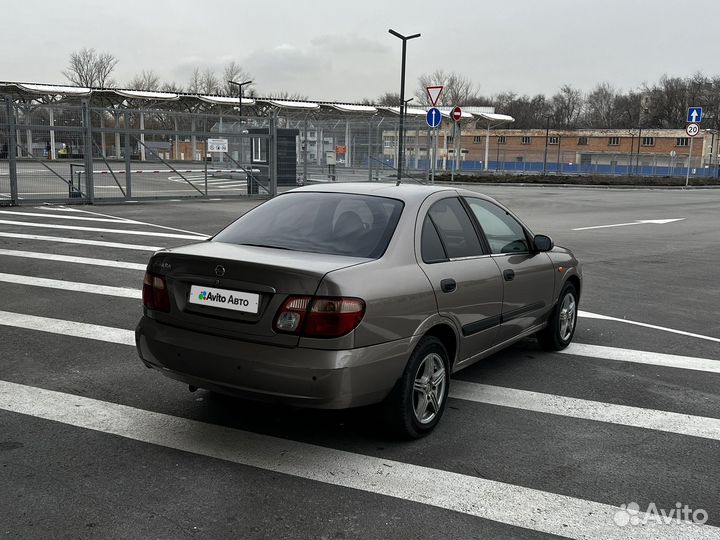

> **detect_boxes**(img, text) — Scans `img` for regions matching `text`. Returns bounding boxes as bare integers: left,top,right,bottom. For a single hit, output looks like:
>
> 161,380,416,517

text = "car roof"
289,182,495,206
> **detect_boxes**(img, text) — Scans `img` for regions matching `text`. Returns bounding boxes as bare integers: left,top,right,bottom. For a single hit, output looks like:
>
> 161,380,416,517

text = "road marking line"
0,210,130,224
452,381,720,440
42,207,210,237
1,309,717,441
579,310,720,344
572,218,685,231
0,249,147,270
1,381,714,539
0,232,161,251
0,274,141,299
0,311,134,345
0,220,209,240
560,343,720,373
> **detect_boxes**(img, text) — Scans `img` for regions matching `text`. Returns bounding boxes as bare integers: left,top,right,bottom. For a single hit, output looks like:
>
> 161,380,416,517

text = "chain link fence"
0,98,283,205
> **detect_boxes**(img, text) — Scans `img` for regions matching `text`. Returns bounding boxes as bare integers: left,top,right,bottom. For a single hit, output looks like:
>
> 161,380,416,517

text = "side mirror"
533,234,554,252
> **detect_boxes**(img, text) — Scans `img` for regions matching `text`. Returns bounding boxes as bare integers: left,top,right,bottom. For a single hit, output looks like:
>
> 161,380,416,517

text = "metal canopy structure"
0,80,511,124
474,112,515,170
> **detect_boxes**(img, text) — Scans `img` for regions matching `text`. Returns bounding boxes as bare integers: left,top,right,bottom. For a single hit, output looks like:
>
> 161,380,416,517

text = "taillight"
142,272,171,312
274,296,365,338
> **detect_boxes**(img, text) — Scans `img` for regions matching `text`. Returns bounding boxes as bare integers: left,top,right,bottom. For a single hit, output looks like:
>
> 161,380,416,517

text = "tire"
537,282,578,351
382,336,450,439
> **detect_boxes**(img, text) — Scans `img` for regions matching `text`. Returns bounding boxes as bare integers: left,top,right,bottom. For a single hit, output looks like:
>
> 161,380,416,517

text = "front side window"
213,193,403,258
464,198,530,254
426,198,483,259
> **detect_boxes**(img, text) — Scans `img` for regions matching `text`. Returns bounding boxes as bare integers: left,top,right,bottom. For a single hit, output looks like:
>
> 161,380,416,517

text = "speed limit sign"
686,123,700,137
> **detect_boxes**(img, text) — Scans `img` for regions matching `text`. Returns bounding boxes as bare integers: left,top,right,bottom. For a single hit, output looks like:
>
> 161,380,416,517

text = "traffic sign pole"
686,136,694,187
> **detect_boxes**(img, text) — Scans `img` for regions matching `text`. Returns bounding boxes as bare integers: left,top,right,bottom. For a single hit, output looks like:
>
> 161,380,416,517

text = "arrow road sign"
426,107,442,128
426,86,443,107
687,107,703,123
572,218,685,231
686,123,700,137
451,106,463,122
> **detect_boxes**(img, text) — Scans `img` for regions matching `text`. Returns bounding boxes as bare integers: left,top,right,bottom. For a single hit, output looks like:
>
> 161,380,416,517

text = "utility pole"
389,29,421,182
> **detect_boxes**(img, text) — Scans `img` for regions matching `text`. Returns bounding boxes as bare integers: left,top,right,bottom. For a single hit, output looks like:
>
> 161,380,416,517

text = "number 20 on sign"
686,123,700,137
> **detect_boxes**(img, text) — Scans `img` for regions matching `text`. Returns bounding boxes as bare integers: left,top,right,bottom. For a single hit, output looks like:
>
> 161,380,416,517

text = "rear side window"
426,198,483,259
465,198,530,254
212,192,403,258
421,216,447,263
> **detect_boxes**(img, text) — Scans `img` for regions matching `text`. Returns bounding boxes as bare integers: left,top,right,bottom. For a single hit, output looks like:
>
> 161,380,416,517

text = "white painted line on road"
0,210,131,224
3,306,718,443
572,218,685,231
0,381,714,540
0,273,141,299
0,220,209,240
560,343,720,373
580,310,720,344
0,311,134,345
452,381,720,441
49,207,209,237
0,232,161,251
0,249,147,270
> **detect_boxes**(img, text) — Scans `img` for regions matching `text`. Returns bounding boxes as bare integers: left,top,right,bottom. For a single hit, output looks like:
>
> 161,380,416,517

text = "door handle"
440,279,456,293
503,269,515,281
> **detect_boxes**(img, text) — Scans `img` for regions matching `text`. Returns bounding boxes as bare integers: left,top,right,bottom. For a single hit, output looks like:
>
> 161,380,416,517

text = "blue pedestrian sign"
687,107,703,123
426,107,442,128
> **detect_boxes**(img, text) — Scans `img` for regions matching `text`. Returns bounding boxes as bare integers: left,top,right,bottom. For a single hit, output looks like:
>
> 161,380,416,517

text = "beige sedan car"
136,183,581,438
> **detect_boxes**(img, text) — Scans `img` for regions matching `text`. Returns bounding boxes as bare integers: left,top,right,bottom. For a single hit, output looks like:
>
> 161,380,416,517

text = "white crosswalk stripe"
0,309,717,440
0,248,147,270
1,379,716,540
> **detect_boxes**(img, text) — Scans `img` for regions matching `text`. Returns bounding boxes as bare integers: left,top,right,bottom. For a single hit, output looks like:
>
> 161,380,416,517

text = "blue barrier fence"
380,159,720,178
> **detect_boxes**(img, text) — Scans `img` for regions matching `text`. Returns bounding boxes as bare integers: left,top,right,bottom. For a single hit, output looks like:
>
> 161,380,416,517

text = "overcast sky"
1,0,718,101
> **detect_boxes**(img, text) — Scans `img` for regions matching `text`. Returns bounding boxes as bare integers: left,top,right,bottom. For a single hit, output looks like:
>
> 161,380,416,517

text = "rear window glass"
213,192,404,258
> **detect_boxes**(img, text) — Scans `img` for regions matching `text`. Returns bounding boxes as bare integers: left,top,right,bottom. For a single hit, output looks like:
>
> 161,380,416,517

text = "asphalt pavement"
0,185,719,539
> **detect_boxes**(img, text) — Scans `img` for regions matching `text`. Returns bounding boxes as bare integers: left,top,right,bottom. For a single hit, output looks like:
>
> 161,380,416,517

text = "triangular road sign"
426,85,443,106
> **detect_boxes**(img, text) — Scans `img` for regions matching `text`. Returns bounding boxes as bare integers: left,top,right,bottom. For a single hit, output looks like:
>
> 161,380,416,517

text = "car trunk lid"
147,241,371,347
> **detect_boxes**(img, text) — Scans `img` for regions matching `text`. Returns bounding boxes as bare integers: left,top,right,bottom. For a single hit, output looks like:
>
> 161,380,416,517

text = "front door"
464,197,555,343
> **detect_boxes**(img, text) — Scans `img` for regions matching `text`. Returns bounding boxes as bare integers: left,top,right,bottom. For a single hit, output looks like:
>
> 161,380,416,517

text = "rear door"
416,195,503,364
463,197,555,343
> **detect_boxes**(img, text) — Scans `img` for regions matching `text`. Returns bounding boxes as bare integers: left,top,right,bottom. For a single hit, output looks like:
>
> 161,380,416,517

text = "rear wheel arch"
423,324,458,368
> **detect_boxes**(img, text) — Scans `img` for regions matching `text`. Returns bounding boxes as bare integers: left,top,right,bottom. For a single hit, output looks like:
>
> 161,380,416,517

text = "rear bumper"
135,316,411,409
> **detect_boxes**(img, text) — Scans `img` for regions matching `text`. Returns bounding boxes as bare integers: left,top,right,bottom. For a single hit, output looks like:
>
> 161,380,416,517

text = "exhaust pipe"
188,385,198,392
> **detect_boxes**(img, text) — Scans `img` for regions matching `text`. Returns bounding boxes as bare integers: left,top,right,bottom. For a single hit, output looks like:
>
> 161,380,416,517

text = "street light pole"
389,29,421,182
227,79,253,122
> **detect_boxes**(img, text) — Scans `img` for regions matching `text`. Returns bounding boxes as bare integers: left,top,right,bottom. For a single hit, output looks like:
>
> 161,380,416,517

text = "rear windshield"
213,192,404,258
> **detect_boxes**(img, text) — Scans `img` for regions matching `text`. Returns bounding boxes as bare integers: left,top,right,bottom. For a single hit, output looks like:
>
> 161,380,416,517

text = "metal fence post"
5,98,18,204
270,111,278,197
82,100,94,202
124,111,132,199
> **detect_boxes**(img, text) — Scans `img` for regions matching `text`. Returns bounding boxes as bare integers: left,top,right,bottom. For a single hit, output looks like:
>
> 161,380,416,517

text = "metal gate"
0,98,279,205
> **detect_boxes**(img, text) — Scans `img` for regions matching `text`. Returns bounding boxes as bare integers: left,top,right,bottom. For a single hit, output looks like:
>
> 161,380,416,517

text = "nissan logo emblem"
214,265,226,277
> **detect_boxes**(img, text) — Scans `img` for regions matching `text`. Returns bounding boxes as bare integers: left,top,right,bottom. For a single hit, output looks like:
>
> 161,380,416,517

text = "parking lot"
1,185,719,539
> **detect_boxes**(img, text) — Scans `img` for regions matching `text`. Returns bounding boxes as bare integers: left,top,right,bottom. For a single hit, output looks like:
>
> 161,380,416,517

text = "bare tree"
584,83,618,128
376,92,401,106
187,67,202,94
222,61,253,96
265,90,309,100
415,70,481,106
160,81,184,93
128,70,160,91
63,48,118,87
551,84,584,128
